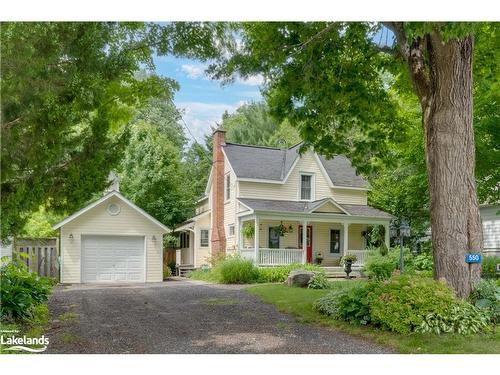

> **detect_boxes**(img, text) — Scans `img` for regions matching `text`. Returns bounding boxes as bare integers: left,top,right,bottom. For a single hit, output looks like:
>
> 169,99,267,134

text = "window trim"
200,228,209,247
267,225,282,249
329,228,341,254
228,224,235,237
224,173,231,202
299,172,315,201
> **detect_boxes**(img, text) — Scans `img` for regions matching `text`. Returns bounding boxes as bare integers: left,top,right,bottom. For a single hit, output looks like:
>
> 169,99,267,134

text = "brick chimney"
211,125,226,257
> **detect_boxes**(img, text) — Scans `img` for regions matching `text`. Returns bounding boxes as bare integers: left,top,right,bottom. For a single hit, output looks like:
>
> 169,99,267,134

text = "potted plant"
242,222,255,240
277,221,293,237
340,254,358,279
315,252,324,265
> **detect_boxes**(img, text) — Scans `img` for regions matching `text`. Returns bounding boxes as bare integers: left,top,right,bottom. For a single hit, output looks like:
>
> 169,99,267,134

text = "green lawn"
246,283,500,354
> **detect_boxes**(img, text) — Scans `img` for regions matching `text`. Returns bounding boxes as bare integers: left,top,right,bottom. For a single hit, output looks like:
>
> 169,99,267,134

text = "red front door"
298,225,313,263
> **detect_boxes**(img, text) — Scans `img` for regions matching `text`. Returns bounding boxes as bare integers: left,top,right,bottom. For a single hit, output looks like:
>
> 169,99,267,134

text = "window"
228,224,235,237
330,229,340,253
225,174,231,200
268,227,280,248
200,229,209,247
180,232,190,248
300,174,312,200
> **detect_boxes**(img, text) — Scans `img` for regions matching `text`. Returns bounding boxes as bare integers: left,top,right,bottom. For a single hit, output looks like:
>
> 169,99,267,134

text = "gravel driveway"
46,279,393,354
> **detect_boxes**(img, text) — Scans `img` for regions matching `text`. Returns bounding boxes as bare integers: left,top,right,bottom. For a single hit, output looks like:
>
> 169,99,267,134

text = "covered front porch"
237,214,390,268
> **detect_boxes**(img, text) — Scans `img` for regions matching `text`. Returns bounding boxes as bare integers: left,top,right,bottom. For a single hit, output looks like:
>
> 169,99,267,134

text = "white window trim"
224,173,231,203
200,228,209,247
298,172,315,201
228,224,235,237
266,224,283,249
329,227,342,255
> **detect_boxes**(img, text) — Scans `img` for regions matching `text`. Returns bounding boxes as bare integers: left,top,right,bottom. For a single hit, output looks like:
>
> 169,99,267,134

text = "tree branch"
384,22,431,103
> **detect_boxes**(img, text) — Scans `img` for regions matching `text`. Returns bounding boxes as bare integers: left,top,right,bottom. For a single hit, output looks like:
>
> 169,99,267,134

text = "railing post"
254,216,259,265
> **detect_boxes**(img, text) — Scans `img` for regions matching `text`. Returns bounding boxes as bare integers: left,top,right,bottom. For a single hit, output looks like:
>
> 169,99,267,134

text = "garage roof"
52,190,170,232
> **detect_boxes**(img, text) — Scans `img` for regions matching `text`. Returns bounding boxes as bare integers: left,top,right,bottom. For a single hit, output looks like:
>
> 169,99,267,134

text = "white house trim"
308,198,351,215
53,190,170,232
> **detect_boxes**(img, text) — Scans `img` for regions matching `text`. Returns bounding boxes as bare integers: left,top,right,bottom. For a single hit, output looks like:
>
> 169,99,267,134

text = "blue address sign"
465,253,482,264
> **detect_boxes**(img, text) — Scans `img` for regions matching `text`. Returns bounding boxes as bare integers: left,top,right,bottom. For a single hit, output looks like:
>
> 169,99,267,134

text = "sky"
153,55,264,144
152,26,393,145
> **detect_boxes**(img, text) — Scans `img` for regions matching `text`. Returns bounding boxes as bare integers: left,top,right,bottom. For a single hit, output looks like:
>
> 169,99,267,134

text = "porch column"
302,219,307,264
238,217,243,251
384,223,390,248
254,216,259,265
343,222,349,255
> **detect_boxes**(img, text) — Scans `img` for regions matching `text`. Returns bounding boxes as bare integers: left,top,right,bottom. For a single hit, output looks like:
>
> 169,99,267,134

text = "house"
480,204,500,257
176,127,392,270
53,190,169,283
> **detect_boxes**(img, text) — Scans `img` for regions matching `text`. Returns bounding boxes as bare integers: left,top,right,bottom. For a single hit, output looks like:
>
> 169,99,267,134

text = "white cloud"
236,74,264,86
176,101,247,144
180,64,205,79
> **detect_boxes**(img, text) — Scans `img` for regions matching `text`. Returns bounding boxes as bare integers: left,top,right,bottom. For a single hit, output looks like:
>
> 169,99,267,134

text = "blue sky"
152,26,393,144
153,55,263,144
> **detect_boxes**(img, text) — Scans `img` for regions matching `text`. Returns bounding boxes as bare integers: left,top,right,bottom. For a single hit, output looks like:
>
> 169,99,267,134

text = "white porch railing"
259,248,303,266
239,248,304,266
345,250,368,267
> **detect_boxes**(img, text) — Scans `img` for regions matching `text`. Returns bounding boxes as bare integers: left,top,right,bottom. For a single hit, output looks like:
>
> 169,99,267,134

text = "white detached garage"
53,191,169,283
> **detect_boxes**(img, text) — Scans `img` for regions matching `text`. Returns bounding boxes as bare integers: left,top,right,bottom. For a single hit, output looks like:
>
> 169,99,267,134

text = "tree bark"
423,33,482,298
387,24,483,298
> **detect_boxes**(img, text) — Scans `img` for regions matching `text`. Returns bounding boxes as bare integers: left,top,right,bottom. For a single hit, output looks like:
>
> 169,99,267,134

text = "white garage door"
82,235,145,283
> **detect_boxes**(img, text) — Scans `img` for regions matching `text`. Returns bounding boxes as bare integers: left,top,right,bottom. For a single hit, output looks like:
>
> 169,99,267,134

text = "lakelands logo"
1,329,49,353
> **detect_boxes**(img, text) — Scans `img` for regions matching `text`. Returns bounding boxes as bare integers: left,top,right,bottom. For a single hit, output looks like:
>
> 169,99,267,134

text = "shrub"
307,273,330,289
167,261,177,274
314,283,379,325
417,302,491,335
369,275,457,334
363,247,415,280
411,253,434,271
217,257,259,284
0,259,52,321
469,279,500,325
163,266,172,280
481,256,500,279
257,263,323,283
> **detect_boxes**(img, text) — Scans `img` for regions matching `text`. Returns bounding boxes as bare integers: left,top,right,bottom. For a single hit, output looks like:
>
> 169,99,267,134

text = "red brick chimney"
211,126,226,257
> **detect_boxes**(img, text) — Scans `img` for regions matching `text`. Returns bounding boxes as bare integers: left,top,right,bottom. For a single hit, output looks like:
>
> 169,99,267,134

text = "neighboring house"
480,204,500,257
0,239,13,260
176,127,392,269
53,190,169,283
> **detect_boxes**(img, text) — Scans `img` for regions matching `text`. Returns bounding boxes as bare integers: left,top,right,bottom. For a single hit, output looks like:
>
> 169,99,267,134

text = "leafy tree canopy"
1,22,176,239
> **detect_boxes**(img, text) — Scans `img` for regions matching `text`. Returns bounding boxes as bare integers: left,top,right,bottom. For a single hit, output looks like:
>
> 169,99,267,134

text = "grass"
58,312,78,322
246,282,500,354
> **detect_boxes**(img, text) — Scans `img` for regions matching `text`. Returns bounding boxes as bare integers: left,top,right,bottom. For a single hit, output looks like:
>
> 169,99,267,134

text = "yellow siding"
348,224,367,250
193,212,211,267
60,195,164,283
237,151,368,205
224,153,238,250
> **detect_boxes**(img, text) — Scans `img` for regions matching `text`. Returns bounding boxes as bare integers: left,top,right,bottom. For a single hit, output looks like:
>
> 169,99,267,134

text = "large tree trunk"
386,22,483,298
420,33,482,298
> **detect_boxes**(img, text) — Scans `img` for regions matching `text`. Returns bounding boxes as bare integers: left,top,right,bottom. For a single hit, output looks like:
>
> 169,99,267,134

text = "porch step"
177,265,196,277
322,266,363,279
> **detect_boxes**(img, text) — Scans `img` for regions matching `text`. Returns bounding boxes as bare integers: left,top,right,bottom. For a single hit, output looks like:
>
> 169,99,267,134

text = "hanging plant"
242,222,255,240
277,221,293,236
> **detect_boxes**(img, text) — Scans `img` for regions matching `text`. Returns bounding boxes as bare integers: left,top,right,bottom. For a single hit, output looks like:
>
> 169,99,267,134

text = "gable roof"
237,197,392,219
222,142,369,189
52,190,170,232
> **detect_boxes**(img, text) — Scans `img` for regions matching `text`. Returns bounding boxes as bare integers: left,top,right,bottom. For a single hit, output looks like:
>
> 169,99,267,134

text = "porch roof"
237,198,392,219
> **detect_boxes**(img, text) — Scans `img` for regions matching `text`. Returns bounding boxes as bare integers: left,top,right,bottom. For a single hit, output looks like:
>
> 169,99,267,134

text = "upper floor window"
225,174,231,201
300,174,313,200
200,229,209,247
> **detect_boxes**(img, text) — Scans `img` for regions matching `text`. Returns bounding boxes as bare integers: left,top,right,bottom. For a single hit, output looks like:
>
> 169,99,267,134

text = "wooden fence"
15,238,59,279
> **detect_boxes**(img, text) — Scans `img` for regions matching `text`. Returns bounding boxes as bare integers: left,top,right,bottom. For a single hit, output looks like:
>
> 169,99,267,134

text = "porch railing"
345,250,368,267
239,248,304,266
